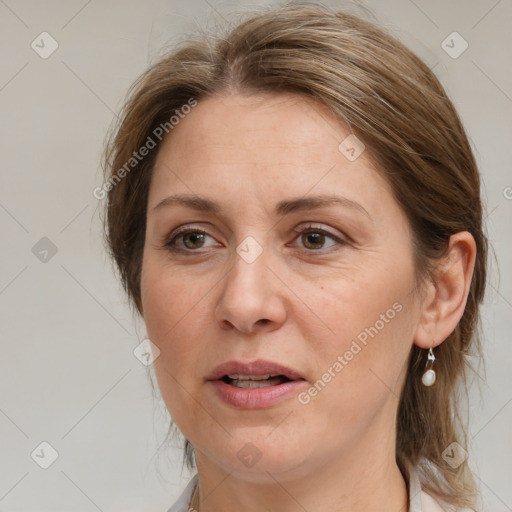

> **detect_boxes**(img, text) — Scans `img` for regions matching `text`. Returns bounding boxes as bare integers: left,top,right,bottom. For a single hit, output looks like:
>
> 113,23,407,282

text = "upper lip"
206,359,305,381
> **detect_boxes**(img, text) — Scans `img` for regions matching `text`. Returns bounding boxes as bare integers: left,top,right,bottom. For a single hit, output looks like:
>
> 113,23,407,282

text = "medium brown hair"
101,2,487,508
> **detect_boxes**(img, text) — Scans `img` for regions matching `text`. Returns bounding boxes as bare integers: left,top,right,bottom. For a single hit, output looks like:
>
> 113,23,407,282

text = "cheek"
141,253,211,341
142,268,212,431
308,268,408,343
141,258,207,387
300,260,416,400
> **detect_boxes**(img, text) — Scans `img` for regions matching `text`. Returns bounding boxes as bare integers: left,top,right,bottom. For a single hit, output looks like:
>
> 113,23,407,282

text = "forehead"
149,92,392,214
157,93,360,166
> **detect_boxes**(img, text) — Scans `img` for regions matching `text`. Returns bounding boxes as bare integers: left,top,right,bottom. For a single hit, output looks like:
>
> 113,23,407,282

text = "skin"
140,92,476,512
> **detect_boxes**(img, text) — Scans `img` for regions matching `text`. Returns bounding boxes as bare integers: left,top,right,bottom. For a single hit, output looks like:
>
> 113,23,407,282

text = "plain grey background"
0,0,511,511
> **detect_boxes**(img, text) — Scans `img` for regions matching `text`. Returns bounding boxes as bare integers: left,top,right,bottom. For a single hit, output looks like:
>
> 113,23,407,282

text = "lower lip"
208,379,307,409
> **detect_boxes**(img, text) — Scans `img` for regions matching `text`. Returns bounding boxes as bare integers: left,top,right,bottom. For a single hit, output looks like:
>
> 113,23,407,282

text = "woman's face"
141,92,423,482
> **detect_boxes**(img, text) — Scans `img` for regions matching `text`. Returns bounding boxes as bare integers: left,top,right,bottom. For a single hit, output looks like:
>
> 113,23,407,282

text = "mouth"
220,374,294,388
206,359,307,409
206,359,305,384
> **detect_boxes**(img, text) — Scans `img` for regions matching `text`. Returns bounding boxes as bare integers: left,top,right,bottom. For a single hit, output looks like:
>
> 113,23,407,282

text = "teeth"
230,377,286,388
227,374,272,380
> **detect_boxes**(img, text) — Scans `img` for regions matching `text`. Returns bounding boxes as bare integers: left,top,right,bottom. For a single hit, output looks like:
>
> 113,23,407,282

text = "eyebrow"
152,193,371,218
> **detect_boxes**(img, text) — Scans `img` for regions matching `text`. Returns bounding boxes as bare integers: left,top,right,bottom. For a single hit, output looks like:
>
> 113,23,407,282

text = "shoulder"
407,462,475,512
421,490,475,512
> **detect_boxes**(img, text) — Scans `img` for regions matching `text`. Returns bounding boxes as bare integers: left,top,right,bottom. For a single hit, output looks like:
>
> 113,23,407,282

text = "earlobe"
413,231,477,350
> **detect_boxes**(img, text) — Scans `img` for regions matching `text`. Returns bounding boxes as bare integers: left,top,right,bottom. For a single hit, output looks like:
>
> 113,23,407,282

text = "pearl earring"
421,347,436,387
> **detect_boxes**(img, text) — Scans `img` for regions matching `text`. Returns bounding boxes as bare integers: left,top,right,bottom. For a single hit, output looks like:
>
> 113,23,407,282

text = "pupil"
304,232,324,249
184,233,205,249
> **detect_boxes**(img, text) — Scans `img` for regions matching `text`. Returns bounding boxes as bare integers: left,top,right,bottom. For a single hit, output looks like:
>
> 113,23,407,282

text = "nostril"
258,319,270,325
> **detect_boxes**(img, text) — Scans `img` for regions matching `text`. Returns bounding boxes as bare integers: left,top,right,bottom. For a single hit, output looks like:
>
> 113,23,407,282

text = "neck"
192,432,408,512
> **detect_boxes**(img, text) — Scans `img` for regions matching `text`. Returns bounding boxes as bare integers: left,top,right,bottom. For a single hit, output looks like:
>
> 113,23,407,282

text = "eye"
163,224,345,254
291,224,345,251
163,228,219,252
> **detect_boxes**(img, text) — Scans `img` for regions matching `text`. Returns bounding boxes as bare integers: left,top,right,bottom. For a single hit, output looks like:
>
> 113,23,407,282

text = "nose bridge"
234,237,269,291
215,234,286,332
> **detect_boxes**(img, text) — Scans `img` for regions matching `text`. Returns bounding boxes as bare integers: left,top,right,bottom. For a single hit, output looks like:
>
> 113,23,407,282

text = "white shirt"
166,465,474,512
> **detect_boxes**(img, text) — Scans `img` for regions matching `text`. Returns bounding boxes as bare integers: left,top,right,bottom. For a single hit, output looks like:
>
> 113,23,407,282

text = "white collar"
407,462,425,512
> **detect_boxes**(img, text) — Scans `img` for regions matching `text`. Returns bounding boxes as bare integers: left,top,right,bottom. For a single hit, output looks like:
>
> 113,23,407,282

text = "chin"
195,433,317,483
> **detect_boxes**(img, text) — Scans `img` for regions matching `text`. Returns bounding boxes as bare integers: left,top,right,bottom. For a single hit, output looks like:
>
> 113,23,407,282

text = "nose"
214,245,287,334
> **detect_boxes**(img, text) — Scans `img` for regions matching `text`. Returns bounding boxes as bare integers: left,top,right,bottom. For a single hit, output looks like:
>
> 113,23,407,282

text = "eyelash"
163,224,346,254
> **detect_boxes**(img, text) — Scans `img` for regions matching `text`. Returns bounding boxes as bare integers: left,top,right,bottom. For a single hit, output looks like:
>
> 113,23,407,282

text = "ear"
413,231,477,349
